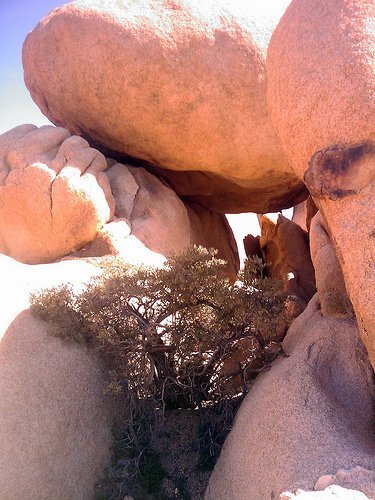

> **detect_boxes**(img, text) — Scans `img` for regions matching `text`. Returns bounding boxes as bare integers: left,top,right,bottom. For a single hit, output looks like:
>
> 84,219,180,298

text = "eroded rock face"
258,213,316,312
0,125,239,274
305,145,375,368
0,256,112,499
184,201,240,278
107,164,191,257
0,124,114,264
22,0,307,213
267,0,375,178
243,233,262,260
292,197,318,233
206,297,375,499
72,162,240,276
310,212,353,318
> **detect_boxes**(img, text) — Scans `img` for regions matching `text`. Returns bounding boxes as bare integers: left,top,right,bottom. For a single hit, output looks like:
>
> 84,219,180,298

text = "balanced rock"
206,296,375,499
0,124,114,264
22,0,307,213
0,256,112,499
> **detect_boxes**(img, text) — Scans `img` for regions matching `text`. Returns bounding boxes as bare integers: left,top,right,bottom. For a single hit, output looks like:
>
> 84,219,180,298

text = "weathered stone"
73,163,240,276
184,201,240,279
314,476,334,492
267,0,375,368
0,256,112,499
292,198,318,233
292,202,308,231
243,233,262,260
108,163,191,257
0,124,114,264
206,297,375,499
23,0,306,213
258,213,316,310
310,212,353,318
305,145,375,368
332,466,375,499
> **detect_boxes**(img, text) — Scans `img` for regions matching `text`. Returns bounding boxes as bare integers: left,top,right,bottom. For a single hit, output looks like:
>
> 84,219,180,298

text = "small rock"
279,492,295,499
314,475,334,491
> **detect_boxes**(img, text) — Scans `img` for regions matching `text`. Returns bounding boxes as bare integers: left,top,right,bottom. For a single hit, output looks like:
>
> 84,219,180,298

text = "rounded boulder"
22,0,306,213
0,124,114,264
267,0,375,177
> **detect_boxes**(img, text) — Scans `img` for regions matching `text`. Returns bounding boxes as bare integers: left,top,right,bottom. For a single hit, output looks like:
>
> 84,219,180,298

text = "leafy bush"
30,246,287,498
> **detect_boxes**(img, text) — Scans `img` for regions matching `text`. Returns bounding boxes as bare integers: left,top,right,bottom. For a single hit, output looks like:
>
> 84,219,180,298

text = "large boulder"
0,256,112,499
0,124,114,264
22,0,307,213
304,145,375,368
267,0,375,178
206,296,375,499
0,124,239,274
267,0,375,368
107,163,191,257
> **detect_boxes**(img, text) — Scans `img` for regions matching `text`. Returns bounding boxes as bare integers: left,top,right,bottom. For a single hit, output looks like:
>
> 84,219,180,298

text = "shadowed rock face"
206,297,375,499
310,212,353,319
22,0,307,213
291,197,318,232
258,214,316,311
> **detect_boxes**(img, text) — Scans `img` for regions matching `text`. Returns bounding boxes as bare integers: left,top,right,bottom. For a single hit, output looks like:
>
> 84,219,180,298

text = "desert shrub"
30,246,286,498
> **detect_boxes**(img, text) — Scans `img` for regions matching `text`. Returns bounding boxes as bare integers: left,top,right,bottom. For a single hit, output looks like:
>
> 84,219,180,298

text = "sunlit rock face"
0,124,239,275
107,163,192,258
22,0,308,213
0,256,112,499
267,0,375,369
0,124,114,264
267,0,375,178
206,296,375,499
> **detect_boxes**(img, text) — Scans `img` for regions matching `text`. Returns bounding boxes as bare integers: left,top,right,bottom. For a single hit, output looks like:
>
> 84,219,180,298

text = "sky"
0,0,65,133
0,0,293,261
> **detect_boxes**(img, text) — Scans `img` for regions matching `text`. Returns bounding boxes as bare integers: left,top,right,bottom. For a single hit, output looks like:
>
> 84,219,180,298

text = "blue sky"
0,0,66,133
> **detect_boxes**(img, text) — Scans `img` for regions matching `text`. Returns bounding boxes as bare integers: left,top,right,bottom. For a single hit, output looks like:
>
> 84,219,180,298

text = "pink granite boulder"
22,0,305,213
